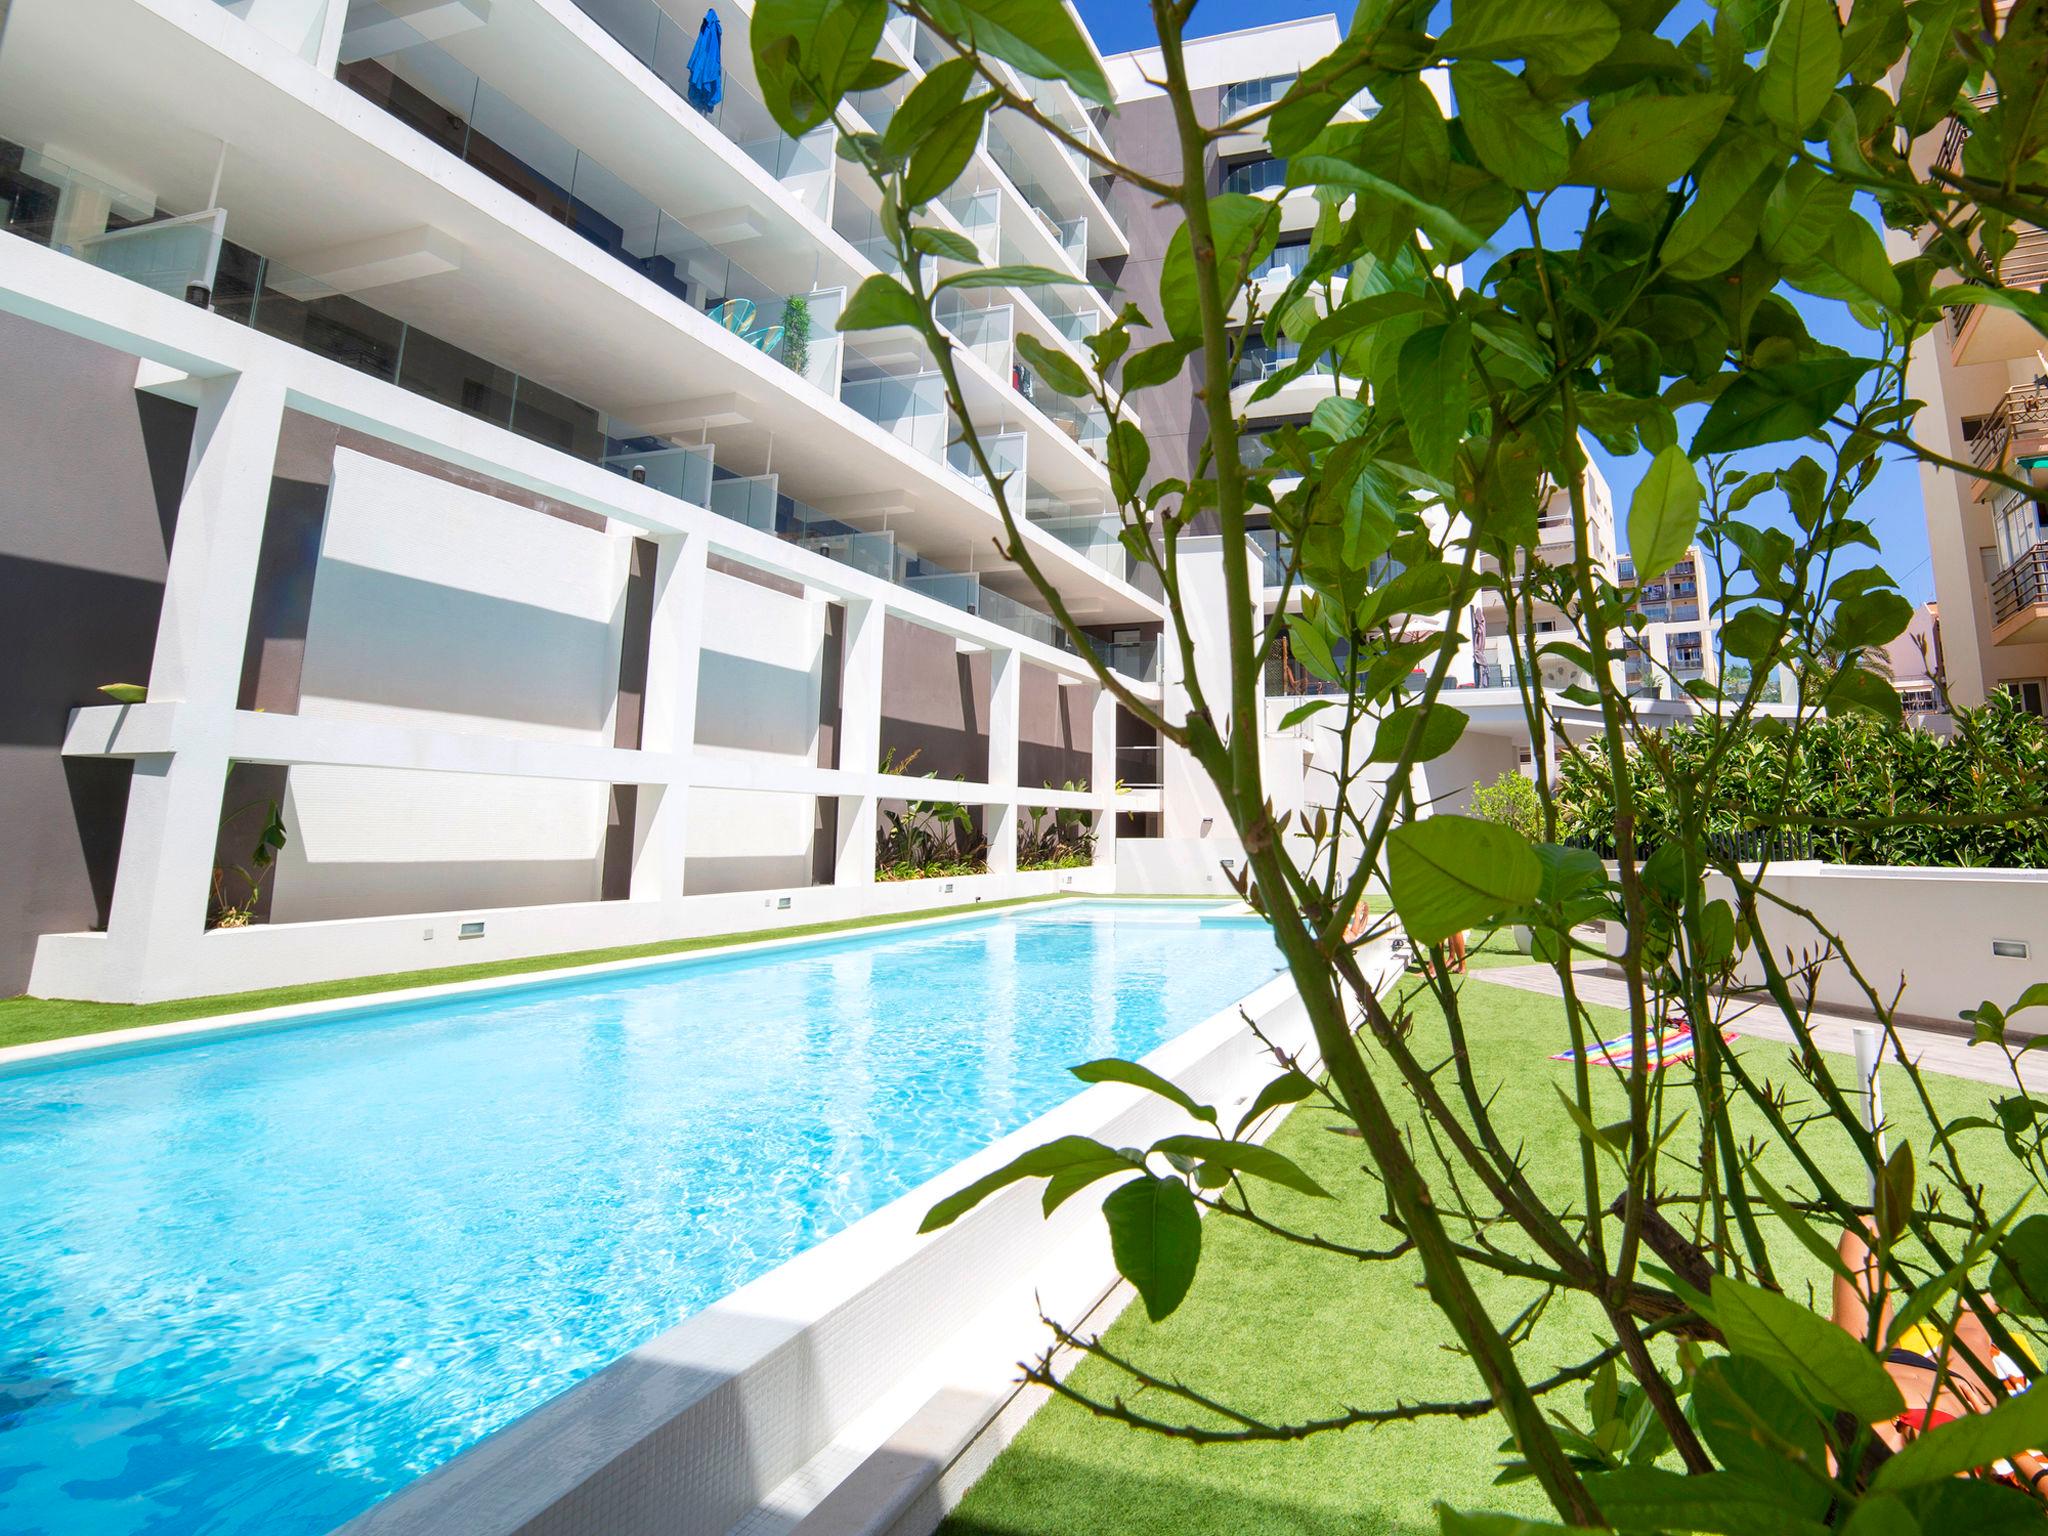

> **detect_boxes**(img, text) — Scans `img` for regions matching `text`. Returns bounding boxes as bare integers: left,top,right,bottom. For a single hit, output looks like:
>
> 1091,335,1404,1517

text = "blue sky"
1070,1,1938,604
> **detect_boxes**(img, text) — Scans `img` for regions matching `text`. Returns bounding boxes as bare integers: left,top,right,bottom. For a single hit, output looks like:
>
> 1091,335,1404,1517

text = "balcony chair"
744,324,785,355
708,298,756,334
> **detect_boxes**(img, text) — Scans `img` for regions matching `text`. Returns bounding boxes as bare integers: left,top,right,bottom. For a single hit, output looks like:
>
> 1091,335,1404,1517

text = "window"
2004,680,2047,718
1981,546,2001,584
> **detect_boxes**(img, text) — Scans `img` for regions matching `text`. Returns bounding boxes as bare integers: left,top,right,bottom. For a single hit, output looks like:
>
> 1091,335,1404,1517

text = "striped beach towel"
1552,1022,1737,1070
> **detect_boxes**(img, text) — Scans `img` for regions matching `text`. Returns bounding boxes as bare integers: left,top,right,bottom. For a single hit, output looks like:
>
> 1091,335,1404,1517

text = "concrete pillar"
1091,684,1118,870
101,371,288,996
834,597,886,884
632,531,709,918
987,646,1021,875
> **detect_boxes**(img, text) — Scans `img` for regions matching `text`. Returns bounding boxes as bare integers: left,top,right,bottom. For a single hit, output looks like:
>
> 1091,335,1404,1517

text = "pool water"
0,903,1283,1536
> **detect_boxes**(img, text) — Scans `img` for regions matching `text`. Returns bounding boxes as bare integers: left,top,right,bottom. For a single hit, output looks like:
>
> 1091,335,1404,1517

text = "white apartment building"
0,2,1782,1002
0,0,1168,1002
1903,85,2048,715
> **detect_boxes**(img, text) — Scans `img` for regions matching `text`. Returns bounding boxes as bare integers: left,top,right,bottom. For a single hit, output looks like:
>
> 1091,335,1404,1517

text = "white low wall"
1605,864,2047,1031
333,964,1319,1536
1112,836,1248,895
28,866,1113,1003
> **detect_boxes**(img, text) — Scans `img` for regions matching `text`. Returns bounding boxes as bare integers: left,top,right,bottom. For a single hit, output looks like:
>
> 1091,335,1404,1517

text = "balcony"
334,33,833,384
1220,157,1288,197
558,0,835,218
1990,544,2048,645
1967,384,2048,497
1944,227,2048,360
1219,75,1297,122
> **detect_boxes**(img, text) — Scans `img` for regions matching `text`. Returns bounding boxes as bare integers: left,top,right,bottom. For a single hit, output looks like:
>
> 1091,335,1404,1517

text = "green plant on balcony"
1019,785,1097,870
210,798,288,929
877,746,986,878
779,293,812,377
759,3,2048,1529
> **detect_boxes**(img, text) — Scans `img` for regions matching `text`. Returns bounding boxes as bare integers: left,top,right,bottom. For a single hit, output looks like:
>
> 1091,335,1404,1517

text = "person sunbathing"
1832,1222,2046,1492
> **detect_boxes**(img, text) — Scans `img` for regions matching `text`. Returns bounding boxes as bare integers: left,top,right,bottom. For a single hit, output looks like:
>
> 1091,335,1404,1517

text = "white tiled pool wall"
336,971,1316,1536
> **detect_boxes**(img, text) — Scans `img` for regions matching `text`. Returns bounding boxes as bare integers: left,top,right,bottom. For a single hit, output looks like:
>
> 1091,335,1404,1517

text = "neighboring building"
1888,600,1947,717
0,0,1159,1000
1619,545,1717,699
1900,84,2048,716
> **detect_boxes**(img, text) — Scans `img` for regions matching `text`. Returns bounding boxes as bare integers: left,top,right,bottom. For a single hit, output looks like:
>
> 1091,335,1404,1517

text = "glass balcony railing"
557,0,834,215
1220,157,1288,196
1248,528,1295,587
985,134,1087,268
1219,74,1297,122
1092,635,1160,682
335,17,827,383
1022,283,1094,345
1232,339,1334,390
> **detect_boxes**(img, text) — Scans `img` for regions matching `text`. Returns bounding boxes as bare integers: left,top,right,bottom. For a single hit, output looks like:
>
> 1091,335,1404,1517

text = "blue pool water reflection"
0,903,1282,1535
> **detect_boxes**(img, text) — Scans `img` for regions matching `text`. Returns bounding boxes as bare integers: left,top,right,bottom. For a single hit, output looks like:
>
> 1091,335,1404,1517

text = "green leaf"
1840,1495,1922,1536
1071,1057,1218,1123
1711,1274,1905,1422
1691,357,1874,455
1275,699,1333,732
1387,816,1543,946
1159,195,1277,340
1108,418,1149,506
97,682,147,704
1745,1163,1856,1284
907,91,995,206
1626,444,1702,583
920,1134,1137,1231
1759,0,1843,135
1369,702,1470,765
1397,318,1473,478
1876,1384,2048,1489
1451,61,1570,191
1584,1467,1831,1536
1832,589,1913,652
1103,1175,1202,1321
1760,163,1854,265
1660,129,1779,280
753,0,890,137
1691,1354,1830,1498
1015,331,1091,396
1040,1162,1128,1216
1567,94,1733,194
1150,1135,1331,1198
1785,214,1903,312
839,272,927,331
1234,1070,1319,1137
937,263,1087,291
911,225,985,263
1991,1212,2048,1317
883,56,978,160
1284,612,1339,680
1436,0,1621,75
917,0,1112,105
1825,665,1904,726
1121,339,1199,395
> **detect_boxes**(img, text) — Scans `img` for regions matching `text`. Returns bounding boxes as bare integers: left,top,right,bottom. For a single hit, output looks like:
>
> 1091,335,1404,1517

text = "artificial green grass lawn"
945,964,2029,1536
0,893,1198,1051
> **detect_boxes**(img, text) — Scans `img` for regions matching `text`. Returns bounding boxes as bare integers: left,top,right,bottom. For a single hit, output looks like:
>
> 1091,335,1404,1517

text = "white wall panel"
276,448,629,921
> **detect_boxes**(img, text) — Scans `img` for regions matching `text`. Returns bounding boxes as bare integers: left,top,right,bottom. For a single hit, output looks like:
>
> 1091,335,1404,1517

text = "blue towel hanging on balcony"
687,9,724,114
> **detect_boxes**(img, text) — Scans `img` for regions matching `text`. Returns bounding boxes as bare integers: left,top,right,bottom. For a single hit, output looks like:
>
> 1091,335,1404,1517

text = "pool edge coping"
0,897,1245,1077
329,960,1320,1536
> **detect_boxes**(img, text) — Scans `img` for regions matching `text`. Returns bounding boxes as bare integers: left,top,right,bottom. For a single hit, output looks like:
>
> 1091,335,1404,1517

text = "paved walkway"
1467,962,2046,1094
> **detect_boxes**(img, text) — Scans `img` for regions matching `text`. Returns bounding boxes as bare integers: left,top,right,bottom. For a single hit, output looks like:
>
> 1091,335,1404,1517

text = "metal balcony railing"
1969,384,2048,476
1991,544,2048,626
1945,226,2048,341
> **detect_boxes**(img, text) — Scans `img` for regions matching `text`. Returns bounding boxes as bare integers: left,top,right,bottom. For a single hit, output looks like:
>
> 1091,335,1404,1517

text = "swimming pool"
0,902,1284,1536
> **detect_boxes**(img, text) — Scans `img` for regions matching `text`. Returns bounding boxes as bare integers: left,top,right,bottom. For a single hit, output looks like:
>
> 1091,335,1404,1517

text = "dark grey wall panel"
0,311,195,994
